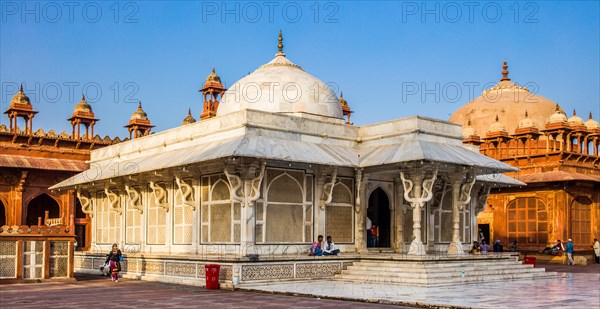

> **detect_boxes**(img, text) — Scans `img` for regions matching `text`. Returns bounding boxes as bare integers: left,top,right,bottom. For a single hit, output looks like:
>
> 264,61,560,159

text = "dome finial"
590,111,594,120
573,109,576,116
212,66,215,73
467,118,472,126
555,104,560,112
82,94,85,100
276,30,285,57
525,110,528,117
19,83,24,92
501,59,510,81
138,101,142,108
495,114,499,122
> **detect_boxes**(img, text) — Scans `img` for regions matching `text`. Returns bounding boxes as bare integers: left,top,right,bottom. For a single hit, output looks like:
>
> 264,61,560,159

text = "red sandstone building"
0,86,156,250
450,61,600,251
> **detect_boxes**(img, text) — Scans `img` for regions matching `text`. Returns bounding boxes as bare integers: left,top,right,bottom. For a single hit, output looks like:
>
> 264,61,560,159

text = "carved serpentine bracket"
175,177,195,210
149,182,169,212
77,191,95,217
400,170,438,208
474,184,491,215
457,173,476,209
124,185,143,214
318,167,338,210
224,161,266,207
104,188,121,215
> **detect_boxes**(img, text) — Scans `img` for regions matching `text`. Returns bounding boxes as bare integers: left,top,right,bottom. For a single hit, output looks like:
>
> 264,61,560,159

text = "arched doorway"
26,194,60,226
368,187,391,248
0,199,6,226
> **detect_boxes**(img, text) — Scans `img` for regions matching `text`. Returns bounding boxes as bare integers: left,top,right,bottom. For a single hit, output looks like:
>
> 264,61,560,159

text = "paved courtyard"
239,263,600,308
1,263,598,309
0,275,410,309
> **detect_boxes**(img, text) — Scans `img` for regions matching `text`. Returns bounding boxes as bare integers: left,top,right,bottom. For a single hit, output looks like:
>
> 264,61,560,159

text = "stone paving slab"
239,265,600,309
0,274,412,309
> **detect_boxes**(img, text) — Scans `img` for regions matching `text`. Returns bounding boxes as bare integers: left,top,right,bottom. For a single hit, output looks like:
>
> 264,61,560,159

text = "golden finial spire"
19,83,24,92
276,30,285,57
501,59,510,81
467,118,472,126
525,110,528,117
555,104,560,112
212,66,215,73
138,101,142,108
573,109,577,116
82,94,86,100
590,111,594,120
495,114,499,122
188,108,192,116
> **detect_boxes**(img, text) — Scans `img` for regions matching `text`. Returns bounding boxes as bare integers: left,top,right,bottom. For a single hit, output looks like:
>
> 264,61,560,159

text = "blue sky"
1,1,599,138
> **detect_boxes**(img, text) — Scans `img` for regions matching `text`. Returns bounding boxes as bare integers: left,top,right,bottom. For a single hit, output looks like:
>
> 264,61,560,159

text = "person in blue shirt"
566,239,575,265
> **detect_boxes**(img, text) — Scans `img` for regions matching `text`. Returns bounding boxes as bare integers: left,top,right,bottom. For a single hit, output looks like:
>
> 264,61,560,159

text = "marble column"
355,169,368,253
447,171,476,255
400,169,437,256
393,177,405,253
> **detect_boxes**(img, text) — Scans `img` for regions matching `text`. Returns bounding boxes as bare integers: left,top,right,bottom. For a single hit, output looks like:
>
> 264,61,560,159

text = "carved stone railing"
0,224,75,282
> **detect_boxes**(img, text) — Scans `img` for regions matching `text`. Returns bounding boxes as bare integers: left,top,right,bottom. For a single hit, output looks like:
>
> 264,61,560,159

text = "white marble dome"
567,110,584,126
217,46,342,119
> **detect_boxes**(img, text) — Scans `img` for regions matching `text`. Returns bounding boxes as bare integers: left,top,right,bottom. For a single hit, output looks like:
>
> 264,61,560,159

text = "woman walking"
107,243,123,282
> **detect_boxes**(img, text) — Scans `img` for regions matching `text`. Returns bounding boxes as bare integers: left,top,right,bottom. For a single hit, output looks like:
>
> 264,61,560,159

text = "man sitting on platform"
323,236,341,256
309,235,324,256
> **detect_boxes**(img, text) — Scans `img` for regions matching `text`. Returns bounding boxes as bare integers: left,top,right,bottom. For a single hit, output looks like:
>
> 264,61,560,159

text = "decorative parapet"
0,224,72,236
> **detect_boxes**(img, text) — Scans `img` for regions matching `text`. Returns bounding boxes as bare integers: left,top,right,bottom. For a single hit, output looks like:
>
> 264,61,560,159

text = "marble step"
334,271,556,286
351,260,520,270
339,267,546,279
347,263,533,273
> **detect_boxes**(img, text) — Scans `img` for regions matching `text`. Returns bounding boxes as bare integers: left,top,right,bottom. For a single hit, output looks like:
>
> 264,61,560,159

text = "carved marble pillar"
400,169,437,256
447,171,476,255
225,161,265,254
355,169,368,253
393,177,405,253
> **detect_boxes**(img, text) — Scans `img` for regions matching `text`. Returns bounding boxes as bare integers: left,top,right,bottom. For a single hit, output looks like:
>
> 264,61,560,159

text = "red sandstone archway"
26,193,60,226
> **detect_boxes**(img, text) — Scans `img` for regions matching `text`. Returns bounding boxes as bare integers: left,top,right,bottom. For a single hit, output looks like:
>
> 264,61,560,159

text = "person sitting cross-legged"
323,236,341,256
309,235,324,256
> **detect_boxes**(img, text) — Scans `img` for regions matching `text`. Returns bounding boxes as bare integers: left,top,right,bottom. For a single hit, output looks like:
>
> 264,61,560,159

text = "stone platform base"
74,252,355,289
75,252,557,288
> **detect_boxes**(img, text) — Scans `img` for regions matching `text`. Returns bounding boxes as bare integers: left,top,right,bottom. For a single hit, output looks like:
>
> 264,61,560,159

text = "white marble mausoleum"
51,34,530,286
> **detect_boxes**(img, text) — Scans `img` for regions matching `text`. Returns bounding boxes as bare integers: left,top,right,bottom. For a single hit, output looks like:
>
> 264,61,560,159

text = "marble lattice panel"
165,262,196,277
296,262,341,278
241,264,294,281
143,261,165,275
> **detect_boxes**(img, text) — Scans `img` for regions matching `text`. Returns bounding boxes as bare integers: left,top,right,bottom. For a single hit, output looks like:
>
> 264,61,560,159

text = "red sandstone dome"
449,60,560,137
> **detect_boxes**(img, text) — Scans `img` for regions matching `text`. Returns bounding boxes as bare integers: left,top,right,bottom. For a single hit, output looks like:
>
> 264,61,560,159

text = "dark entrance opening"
26,194,60,226
75,198,87,250
0,200,6,226
367,187,391,248
478,224,490,244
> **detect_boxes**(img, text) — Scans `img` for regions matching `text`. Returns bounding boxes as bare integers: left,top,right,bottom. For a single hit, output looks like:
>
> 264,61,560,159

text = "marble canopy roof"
50,109,517,190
